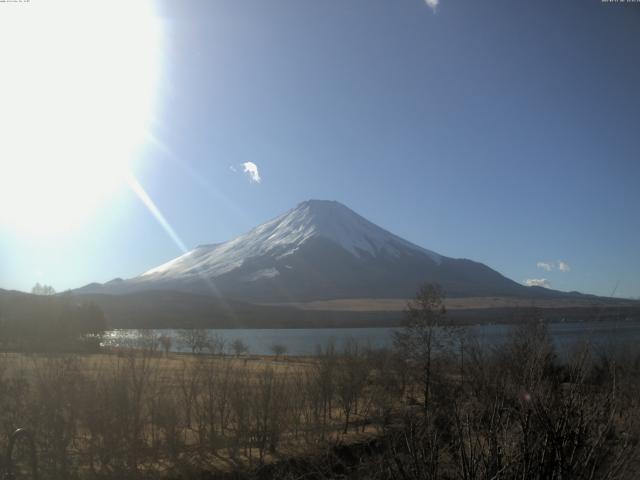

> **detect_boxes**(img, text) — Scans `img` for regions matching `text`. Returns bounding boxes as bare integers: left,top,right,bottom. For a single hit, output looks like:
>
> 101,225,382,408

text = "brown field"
264,295,636,312
0,347,394,479
0,351,313,379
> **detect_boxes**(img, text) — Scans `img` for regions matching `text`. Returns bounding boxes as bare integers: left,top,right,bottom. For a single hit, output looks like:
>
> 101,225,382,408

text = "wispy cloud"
558,260,571,272
536,260,571,273
524,278,551,288
241,162,261,184
229,165,237,173
424,0,439,11
537,261,554,271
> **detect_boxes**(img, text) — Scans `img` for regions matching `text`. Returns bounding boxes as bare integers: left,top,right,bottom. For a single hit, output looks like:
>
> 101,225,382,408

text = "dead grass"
262,295,639,312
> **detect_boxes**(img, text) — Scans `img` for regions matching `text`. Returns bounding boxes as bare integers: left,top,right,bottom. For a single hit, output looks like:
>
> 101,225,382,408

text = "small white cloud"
424,0,439,11
524,278,551,288
558,260,571,272
229,165,237,173
537,261,554,271
241,162,261,183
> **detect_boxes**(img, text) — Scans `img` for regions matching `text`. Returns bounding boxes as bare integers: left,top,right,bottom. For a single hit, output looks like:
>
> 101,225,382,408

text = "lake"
102,319,640,357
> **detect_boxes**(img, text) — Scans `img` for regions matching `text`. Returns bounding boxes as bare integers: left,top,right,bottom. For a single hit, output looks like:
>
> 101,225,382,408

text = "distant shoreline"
101,304,640,330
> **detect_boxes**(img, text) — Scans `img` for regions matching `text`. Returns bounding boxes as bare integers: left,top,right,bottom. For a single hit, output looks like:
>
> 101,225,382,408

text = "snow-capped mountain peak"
140,200,440,280
74,199,544,301
280,200,441,261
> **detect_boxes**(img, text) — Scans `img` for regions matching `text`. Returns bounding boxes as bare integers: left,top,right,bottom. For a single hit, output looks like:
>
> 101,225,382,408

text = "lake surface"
103,319,640,356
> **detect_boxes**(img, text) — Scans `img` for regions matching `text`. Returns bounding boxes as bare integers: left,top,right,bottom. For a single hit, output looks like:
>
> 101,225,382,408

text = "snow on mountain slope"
139,200,441,282
75,199,549,301
71,200,599,303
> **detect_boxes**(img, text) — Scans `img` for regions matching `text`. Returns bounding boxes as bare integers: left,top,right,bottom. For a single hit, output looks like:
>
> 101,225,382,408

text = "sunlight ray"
124,171,236,318
125,172,189,254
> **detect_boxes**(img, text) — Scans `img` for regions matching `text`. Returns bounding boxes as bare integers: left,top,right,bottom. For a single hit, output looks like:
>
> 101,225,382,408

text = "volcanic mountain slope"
76,200,575,302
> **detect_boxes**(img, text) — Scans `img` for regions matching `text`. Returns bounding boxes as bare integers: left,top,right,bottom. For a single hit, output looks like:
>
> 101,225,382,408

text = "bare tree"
335,340,370,433
231,338,249,357
206,332,227,356
313,341,337,440
229,369,252,459
158,335,172,357
394,283,446,411
178,329,210,355
136,329,159,353
251,367,288,461
270,343,287,360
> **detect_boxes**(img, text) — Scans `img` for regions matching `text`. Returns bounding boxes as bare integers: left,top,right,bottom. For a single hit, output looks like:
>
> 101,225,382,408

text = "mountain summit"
142,200,441,281
76,200,560,301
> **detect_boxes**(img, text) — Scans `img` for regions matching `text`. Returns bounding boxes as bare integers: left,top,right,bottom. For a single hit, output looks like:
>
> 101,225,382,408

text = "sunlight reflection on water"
102,320,640,357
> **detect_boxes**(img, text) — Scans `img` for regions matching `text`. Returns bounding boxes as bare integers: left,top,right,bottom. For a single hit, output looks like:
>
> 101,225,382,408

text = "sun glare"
0,0,162,234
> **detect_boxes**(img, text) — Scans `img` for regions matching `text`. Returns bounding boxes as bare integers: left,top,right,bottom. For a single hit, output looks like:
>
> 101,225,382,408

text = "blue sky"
1,0,639,298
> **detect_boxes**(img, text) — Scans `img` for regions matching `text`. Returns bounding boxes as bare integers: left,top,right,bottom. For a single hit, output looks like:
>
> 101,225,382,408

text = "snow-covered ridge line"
140,200,442,280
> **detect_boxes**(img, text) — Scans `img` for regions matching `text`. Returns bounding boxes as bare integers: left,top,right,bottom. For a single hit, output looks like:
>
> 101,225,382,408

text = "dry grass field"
267,296,637,312
0,346,395,479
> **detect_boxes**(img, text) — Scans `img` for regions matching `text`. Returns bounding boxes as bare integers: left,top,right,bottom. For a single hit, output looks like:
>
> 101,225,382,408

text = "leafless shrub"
206,332,227,356
231,338,249,357
270,344,287,360
251,366,289,462
335,340,370,434
158,335,173,357
178,329,210,355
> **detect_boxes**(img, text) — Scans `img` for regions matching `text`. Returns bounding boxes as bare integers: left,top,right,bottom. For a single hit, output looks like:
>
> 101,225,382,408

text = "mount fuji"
76,200,562,302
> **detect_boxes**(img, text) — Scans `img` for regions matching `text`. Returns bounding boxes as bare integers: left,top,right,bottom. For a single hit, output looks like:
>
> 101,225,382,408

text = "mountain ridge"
73,199,583,302
140,199,441,280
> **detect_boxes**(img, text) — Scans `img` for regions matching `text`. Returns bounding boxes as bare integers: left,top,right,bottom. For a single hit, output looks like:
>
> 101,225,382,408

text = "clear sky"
1,0,639,298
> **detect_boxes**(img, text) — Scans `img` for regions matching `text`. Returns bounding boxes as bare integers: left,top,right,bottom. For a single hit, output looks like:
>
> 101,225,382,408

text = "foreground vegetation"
0,286,638,479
